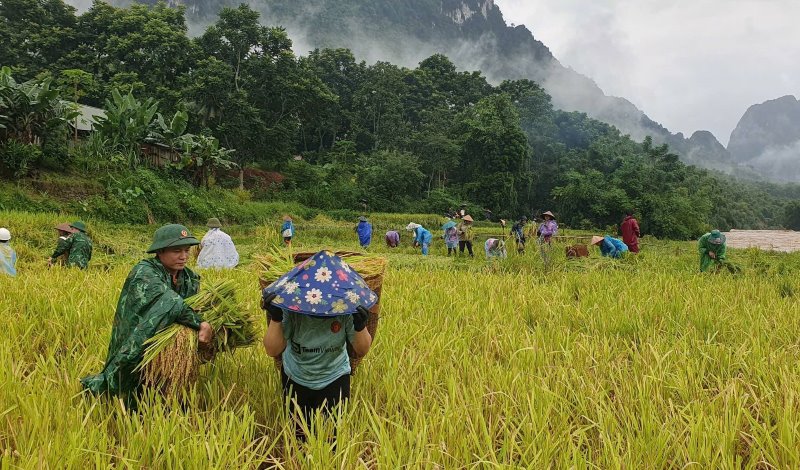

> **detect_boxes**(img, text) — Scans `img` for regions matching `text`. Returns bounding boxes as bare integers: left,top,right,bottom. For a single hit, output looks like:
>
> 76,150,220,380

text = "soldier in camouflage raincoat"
81,224,212,407
48,221,93,269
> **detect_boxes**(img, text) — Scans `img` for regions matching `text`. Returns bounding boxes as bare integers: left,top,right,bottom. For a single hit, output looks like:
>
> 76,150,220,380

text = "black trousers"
459,240,474,256
281,369,350,440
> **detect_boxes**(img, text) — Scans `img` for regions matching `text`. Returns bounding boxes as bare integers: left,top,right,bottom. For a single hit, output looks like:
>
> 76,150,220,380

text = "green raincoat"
698,233,726,272
81,258,203,405
51,231,93,269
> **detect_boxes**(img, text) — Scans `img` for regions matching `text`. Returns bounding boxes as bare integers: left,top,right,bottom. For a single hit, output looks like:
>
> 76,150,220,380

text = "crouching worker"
261,251,375,441
698,229,729,272
485,238,507,259
591,235,629,259
81,224,213,408
48,221,93,269
407,223,433,256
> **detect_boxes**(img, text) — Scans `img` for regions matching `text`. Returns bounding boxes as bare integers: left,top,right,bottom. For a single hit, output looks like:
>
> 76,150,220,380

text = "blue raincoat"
356,221,372,247
414,227,433,255
281,220,295,238
599,236,628,259
0,244,16,276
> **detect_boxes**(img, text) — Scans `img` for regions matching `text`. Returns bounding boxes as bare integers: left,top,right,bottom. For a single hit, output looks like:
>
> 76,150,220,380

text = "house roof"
71,104,106,131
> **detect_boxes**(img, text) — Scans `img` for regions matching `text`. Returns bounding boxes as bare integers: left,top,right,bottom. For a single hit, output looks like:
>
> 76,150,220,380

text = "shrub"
0,140,42,178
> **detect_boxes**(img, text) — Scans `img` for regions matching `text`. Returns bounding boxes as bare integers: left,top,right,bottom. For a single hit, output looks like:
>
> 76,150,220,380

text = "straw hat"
462,215,474,222
282,215,292,222
591,236,604,245
55,222,75,233
541,211,555,219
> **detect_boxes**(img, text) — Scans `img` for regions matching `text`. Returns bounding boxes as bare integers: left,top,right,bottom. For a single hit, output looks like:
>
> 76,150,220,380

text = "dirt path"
723,230,800,253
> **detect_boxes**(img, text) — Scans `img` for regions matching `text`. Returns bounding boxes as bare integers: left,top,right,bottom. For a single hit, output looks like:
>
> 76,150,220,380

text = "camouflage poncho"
81,258,203,404
51,231,93,269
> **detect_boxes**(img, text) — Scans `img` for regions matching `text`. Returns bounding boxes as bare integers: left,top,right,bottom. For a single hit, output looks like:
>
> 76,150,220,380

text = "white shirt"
197,228,239,269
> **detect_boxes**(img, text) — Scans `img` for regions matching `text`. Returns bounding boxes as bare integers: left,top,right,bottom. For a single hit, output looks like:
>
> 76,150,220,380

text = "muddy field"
724,229,800,252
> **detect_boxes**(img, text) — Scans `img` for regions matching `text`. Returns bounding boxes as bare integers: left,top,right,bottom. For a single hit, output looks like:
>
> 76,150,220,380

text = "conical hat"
263,250,378,317
462,215,474,222
591,236,604,245
55,222,75,233
541,211,555,219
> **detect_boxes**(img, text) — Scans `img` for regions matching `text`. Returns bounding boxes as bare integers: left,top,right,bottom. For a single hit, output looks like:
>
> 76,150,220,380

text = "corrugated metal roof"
71,104,106,131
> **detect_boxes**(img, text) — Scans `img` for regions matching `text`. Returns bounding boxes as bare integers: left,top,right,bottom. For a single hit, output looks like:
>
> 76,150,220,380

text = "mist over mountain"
112,0,735,169
727,95,800,182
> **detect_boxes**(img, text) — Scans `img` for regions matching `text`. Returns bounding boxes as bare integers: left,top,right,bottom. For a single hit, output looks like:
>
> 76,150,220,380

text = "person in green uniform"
698,229,727,272
81,224,213,408
48,221,93,269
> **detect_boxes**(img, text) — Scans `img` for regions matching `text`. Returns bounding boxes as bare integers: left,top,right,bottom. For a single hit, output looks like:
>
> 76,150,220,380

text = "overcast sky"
494,0,799,145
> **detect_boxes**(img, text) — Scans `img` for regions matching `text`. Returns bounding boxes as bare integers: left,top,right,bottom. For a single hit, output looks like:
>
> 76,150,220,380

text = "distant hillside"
727,95,800,181
148,0,735,173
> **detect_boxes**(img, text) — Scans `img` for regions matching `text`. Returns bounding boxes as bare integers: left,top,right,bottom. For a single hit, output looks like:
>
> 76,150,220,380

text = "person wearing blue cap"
261,251,375,440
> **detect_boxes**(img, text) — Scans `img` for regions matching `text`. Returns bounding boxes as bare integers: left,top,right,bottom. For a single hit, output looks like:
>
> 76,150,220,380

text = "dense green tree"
0,0,77,78
2,0,797,235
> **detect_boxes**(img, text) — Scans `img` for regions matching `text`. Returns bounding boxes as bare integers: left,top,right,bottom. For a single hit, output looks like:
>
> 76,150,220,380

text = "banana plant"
93,88,159,168
0,66,77,144
146,110,188,151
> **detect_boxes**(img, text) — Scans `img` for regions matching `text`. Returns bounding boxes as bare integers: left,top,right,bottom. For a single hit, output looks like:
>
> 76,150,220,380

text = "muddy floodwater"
723,230,800,253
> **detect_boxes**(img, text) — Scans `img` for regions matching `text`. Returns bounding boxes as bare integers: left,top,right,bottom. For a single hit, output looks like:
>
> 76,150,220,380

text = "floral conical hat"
263,250,378,317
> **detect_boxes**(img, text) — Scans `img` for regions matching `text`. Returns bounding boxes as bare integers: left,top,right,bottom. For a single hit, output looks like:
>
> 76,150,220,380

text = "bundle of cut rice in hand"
137,279,258,396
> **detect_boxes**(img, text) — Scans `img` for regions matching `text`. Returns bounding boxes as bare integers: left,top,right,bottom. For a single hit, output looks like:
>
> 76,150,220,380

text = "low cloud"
747,140,800,182
495,0,800,144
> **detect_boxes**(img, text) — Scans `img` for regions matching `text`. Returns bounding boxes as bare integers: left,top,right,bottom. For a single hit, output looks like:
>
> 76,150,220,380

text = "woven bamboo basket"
266,251,386,375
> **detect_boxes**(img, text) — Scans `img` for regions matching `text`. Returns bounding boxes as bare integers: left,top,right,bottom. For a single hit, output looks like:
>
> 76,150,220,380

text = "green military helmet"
70,221,87,233
709,229,726,245
147,224,200,253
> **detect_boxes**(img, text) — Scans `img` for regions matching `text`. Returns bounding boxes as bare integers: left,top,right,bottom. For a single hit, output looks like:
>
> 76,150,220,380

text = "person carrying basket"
261,251,375,441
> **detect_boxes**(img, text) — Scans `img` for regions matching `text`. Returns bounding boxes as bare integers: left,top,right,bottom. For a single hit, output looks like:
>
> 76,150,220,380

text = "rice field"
2,210,800,468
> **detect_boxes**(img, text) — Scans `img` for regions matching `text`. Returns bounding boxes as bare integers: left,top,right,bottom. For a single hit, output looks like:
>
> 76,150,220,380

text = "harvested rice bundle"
139,326,199,396
254,247,296,285
138,279,257,395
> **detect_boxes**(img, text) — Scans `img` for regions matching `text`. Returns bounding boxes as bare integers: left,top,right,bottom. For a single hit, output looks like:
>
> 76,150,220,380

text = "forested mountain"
144,0,736,174
3,0,800,236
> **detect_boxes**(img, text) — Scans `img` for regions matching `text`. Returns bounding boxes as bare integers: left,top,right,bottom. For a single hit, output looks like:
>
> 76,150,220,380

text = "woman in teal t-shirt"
262,293,372,439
